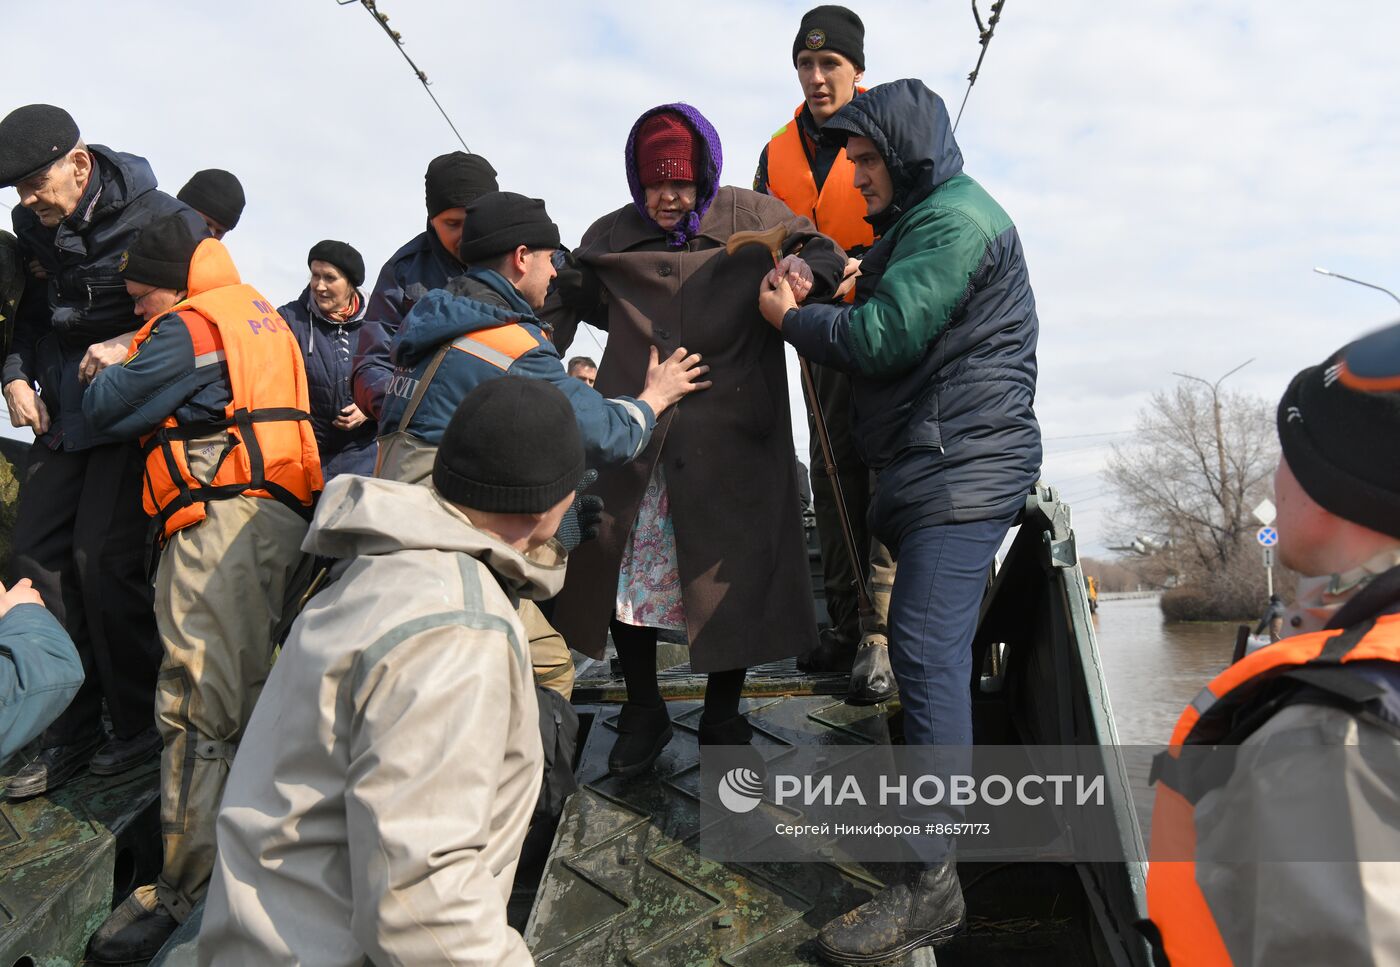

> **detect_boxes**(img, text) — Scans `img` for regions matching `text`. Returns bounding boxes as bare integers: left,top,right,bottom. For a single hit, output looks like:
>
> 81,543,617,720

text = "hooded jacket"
352,227,466,420
199,475,555,966
4,145,207,451
279,286,377,479
378,267,653,473
783,79,1042,547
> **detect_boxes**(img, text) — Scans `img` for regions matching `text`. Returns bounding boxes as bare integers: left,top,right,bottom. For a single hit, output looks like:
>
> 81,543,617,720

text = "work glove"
552,250,602,313
555,470,604,553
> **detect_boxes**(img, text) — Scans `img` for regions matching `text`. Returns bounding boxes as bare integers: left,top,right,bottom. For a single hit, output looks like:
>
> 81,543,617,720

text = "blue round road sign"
1257,526,1278,547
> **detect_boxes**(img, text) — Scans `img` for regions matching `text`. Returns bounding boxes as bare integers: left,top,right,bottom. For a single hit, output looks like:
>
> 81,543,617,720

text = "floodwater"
1092,594,1240,841
1095,594,1237,746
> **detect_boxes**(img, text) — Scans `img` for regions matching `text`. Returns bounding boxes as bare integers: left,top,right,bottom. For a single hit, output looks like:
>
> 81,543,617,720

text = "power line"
953,0,1007,133
339,0,470,152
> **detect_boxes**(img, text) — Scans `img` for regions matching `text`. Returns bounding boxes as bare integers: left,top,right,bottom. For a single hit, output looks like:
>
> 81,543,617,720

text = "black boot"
89,726,162,776
798,628,857,673
847,634,897,705
696,712,753,746
607,702,673,778
87,884,180,964
5,734,105,800
817,857,965,965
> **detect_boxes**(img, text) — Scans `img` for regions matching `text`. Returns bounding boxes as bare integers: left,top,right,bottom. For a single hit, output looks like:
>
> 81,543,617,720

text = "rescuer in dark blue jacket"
279,240,376,479
377,192,712,483
0,105,206,801
352,152,498,421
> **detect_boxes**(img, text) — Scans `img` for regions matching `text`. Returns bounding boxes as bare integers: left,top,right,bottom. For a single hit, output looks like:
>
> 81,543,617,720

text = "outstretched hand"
758,273,798,330
638,345,712,417
0,578,44,619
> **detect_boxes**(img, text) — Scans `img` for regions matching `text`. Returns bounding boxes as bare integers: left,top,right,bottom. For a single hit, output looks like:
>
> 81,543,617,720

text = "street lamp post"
1313,267,1400,307
1171,360,1254,541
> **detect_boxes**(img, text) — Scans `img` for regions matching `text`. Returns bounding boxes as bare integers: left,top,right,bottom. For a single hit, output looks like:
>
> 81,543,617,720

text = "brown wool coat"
544,186,845,673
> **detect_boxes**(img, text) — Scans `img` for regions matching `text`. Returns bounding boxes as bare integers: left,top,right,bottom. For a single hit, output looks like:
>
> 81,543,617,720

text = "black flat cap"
308,239,366,288
0,104,81,188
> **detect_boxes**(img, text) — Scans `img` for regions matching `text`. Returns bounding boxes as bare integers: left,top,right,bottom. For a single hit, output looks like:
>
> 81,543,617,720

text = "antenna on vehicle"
338,0,471,153
952,0,1007,133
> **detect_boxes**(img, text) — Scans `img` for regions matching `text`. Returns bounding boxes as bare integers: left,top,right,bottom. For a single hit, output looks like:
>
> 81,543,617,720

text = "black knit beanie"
121,213,201,290
425,151,499,217
458,192,561,264
177,169,245,229
0,104,80,188
307,239,365,288
793,5,865,70
1278,324,1400,539
433,376,584,513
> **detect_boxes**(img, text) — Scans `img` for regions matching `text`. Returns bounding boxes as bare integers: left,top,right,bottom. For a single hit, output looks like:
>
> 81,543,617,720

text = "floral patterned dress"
615,467,686,631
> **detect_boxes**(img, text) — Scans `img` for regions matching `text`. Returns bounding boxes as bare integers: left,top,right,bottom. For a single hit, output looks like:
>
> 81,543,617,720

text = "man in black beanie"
1144,323,1400,965
80,213,320,961
376,190,709,703
352,150,499,421
203,377,580,964
177,168,245,240
0,103,206,803
754,7,899,704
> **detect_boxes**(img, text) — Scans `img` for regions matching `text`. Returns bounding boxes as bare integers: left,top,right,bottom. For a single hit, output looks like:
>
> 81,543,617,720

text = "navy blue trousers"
888,513,1017,748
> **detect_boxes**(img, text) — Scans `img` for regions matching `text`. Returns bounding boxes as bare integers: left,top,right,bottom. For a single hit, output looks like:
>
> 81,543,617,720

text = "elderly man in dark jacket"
760,78,1042,965
352,151,497,420
0,104,207,801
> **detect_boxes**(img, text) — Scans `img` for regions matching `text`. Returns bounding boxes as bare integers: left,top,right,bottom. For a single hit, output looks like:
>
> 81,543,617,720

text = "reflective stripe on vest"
1145,612,1400,965
131,285,323,538
766,103,875,256
449,323,540,371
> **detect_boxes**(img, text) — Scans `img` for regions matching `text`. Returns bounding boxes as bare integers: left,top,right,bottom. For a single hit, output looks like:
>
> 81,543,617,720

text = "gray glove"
555,470,602,553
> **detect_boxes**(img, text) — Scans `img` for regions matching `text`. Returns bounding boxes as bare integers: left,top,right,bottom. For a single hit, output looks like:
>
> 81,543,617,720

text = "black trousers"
8,441,160,743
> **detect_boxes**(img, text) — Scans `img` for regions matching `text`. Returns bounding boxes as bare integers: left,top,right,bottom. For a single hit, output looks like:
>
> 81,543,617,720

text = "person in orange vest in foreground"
755,4,896,702
1144,325,1400,966
79,213,322,962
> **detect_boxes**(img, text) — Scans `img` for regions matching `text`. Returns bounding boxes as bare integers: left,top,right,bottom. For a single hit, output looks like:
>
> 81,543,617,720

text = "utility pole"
1172,360,1254,549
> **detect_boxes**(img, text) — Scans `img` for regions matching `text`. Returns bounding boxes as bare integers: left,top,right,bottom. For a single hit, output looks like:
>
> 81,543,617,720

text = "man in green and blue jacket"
759,77,1042,965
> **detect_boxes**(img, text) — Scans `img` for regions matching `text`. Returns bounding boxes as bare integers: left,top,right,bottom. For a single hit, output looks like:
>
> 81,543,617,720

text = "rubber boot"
847,634,897,705
797,628,858,673
87,884,180,964
817,856,965,965
607,702,673,778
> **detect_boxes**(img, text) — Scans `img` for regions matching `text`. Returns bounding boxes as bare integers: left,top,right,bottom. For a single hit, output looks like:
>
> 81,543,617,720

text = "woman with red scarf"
279,240,376,479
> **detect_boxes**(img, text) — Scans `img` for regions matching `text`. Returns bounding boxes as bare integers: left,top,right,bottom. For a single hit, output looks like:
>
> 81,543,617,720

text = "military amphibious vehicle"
0,485,1150,965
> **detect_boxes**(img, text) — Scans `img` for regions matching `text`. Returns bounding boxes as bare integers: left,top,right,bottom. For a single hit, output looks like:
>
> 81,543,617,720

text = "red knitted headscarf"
634,112,697,186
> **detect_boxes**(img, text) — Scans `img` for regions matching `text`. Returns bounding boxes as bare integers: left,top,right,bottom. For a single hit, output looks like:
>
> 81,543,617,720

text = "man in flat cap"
0,103,207,800
352,150,498,421
177,168,245,240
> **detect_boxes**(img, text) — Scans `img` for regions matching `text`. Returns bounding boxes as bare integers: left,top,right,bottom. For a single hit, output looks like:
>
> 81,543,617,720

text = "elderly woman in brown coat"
546,103,846,776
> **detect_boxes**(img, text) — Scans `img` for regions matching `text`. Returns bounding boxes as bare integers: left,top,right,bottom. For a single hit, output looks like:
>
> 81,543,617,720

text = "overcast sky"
5,0,1399,555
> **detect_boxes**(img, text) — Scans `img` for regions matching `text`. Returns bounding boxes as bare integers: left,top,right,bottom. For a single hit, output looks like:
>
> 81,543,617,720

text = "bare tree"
1106,381,1277,578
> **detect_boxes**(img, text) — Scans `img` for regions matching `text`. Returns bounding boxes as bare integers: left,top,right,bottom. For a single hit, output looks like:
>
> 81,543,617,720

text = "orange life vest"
1145,611,1400,965
129,239,323,538
766,101,875,258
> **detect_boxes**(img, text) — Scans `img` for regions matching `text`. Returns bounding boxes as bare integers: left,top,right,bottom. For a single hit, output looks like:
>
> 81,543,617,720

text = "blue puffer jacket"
784,80,1041,549
379,267,655,468
4,146,206,451
279,287,377,479
352,226,466,421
